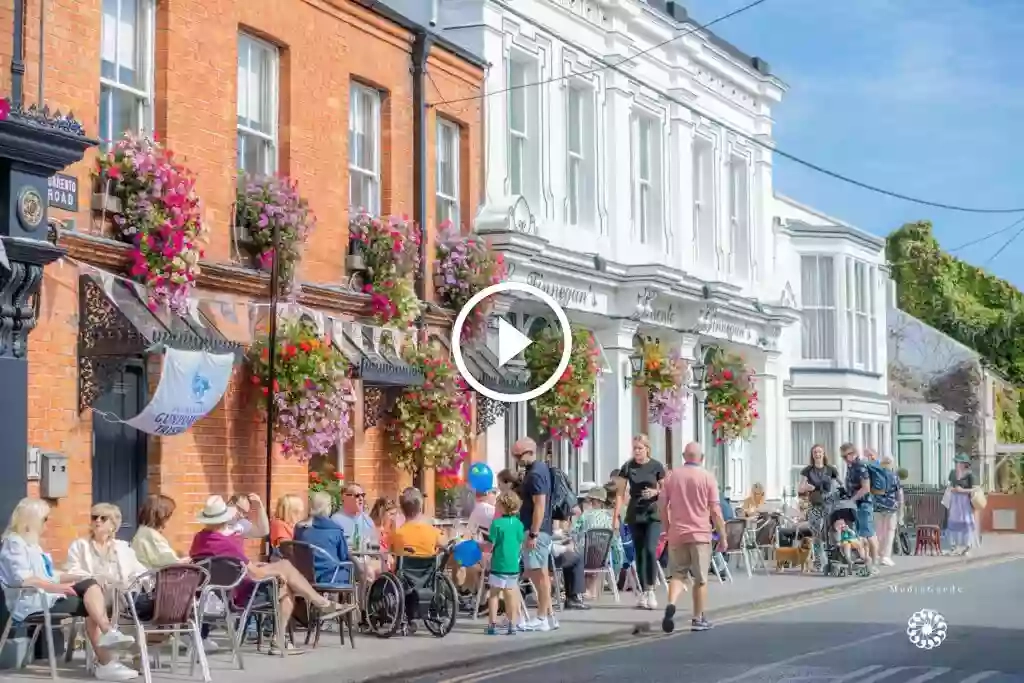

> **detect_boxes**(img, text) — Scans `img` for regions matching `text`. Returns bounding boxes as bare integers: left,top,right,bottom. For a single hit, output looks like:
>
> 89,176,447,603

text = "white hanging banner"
125,348,235,436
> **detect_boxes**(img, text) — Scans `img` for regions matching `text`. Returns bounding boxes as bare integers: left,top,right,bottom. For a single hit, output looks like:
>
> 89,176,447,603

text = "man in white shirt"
466,489,497,539
225,493,270,539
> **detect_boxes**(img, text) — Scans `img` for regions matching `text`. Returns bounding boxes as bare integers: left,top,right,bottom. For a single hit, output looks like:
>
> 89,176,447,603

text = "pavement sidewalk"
11,535,1024,683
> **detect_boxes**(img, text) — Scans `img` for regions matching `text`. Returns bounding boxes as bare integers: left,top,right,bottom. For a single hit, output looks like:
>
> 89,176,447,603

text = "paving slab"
7,535,1022,683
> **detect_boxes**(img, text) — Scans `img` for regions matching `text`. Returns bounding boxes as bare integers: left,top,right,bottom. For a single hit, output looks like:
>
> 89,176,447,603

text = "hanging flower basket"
434,222,507,341
704,348,759,444
524,325,600,448
390,344,472,473
248,317,355,459
235,175,315,291
634,340,690,428
349,213,422,328
309,469,345,511
93,133,205,315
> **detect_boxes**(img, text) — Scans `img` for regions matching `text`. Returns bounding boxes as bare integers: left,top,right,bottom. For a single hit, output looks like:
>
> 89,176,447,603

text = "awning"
429,333,527,394
327,317,423,387
78,271,244,412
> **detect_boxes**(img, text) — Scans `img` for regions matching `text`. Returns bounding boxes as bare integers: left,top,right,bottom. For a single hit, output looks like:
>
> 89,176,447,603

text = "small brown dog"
775,536,814,573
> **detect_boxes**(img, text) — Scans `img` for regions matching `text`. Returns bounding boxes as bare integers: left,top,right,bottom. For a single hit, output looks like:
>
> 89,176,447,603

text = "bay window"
800,255,836,361
791,420,836,489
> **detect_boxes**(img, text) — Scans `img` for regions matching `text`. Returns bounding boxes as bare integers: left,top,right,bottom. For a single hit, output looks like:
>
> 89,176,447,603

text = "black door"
92,365,147,540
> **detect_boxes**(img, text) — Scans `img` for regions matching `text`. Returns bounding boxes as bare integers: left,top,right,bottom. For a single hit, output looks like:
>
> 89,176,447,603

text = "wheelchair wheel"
423,573,458,638
366,572,404,638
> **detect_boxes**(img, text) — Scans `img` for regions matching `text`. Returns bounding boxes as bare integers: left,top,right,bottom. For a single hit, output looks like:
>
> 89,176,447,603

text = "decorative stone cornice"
0,236,66,358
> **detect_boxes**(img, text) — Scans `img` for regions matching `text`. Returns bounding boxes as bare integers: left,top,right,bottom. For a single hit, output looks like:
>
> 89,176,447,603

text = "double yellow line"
440,554,1022,683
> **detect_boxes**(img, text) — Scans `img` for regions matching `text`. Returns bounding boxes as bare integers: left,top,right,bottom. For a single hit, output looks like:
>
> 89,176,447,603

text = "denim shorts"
488,573,519,589
523,532,552,570
856,505,876,538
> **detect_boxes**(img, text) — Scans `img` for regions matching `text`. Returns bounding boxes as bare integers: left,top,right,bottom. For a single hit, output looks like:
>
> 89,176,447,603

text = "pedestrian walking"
613,435,666,610
945,454,979,555
798,444,839,566
841,444,879,574
657,442,726,633
872,454,903,566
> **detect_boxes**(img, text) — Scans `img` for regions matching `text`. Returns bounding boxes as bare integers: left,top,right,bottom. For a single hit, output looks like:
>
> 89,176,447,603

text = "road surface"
421,555,1024,683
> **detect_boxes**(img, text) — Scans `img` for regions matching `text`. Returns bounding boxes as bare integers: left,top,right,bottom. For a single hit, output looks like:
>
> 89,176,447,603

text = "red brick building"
1,0,486,558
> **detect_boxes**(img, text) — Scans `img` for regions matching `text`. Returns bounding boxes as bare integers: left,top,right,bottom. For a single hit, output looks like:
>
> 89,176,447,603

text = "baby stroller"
822,500,871,577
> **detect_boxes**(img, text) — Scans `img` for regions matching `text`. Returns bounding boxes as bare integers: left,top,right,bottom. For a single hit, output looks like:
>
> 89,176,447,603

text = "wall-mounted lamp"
624,349,645,389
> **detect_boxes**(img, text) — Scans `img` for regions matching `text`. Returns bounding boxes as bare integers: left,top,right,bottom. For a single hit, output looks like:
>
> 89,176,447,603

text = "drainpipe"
411,29,433,491
10,0,26,108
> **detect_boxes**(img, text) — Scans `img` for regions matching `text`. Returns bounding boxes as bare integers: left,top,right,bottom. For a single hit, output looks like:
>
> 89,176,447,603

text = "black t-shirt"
800,464,838,504
952,471,974,489
619,458,666,524
519,460,553,535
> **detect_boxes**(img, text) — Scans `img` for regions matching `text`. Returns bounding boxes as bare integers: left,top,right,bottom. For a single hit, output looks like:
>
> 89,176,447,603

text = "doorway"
92,364,148,540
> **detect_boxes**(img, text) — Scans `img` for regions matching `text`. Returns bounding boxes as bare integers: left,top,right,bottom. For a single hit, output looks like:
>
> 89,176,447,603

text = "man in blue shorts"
512,437,556,632
842,443,879,574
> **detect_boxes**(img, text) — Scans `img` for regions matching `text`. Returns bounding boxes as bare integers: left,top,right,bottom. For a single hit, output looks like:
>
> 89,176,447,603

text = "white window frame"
436,118,460,229
729,153,751,280
566,83,593,228
631,111,661,245
236,33,279,175
348,81,382,214
507,57,533,198
693,134,716,262
791,420,837,491
800,255,837,361
99,0,155,146
850,260,871,369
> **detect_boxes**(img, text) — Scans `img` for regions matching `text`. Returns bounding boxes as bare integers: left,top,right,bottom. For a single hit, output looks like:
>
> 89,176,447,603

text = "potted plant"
435,473,464,520
349,212,422,328
434,222,507,341
235,175,315,291
92,133,205,314
524,325,600,448
633,340,690,428
249,317,355,459
346,235,365,272
390,343,472,473
704,348,759,444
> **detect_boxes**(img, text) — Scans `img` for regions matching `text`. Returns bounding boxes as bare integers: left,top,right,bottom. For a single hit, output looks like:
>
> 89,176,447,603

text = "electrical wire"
983,215,1024,265
431,0,770,106
428,0,1024,215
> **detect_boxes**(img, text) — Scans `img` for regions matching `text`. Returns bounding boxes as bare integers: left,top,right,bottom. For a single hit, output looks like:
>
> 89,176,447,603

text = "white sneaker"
646,591,658,610
97,629,135,651
636,592,649,609
535,618,551,632
202,637,220,653
880,557,895,567
94,661,139,681
549,614,560,630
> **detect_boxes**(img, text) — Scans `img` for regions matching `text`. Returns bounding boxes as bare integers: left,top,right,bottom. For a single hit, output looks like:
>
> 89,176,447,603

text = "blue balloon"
467,463,494,493
453,539,482,567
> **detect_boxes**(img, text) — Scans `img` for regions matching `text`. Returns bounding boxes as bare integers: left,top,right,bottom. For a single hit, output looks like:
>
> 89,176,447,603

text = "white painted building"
387,0,822,498
772,196,892,491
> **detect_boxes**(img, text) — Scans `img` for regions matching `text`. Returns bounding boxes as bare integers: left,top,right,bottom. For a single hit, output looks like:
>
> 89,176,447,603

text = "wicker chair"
278,540,358,649
191,556,248,670
121,564,209,683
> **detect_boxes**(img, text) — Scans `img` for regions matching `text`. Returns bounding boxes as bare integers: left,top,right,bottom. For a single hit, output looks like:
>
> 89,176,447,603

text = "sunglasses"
91,514,109,523
345,493,365,499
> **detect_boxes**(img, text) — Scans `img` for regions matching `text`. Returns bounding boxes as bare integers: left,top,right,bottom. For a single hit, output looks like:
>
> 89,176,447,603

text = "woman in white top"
0,498,137,681
66,503,149,590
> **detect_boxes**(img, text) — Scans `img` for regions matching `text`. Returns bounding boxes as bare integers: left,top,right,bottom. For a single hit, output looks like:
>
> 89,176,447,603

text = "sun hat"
196,495,237,525
583,487,607,504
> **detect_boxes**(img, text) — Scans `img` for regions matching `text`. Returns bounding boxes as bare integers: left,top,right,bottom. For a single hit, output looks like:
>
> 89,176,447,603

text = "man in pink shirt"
657,442,726,633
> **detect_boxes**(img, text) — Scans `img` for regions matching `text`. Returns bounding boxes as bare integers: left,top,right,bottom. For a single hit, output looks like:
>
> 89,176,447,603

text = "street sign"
47,173,78,211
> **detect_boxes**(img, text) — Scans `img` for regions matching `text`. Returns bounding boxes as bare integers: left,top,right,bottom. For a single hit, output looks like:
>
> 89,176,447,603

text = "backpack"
868,464,898,511
549,466,575,521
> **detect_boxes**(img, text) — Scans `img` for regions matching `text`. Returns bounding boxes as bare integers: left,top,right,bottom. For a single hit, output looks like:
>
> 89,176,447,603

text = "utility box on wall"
40,453,69,499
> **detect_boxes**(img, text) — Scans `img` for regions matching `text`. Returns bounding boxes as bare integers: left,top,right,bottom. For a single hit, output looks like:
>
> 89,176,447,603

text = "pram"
822,499,871,577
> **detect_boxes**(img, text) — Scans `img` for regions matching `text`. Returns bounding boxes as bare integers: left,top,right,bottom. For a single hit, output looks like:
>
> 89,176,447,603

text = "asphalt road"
420,556,1024,683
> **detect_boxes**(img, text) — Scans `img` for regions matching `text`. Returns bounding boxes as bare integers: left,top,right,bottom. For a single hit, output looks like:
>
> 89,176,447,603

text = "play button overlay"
451,281,572,404
496,317,533,366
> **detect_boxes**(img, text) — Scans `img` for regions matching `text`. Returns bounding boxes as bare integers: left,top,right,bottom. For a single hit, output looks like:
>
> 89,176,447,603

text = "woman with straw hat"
945,454,979,556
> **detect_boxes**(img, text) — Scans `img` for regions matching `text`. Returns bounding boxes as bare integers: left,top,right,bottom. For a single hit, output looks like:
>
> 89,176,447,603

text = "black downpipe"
411,30,432,492
10,0,26,108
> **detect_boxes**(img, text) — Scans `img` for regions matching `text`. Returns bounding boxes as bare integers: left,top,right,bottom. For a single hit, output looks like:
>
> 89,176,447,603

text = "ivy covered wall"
887,220,1024,448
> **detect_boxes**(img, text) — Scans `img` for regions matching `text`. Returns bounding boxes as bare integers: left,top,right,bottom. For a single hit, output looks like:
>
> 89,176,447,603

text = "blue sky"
685,0,1024,286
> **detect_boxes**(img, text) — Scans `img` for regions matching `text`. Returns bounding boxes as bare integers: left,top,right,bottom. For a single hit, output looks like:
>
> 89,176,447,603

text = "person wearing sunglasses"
65,503,149,595
1,498,138,681
329,482,381,600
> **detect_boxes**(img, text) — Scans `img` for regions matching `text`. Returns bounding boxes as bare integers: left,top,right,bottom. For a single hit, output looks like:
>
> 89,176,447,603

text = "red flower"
333,471,345,481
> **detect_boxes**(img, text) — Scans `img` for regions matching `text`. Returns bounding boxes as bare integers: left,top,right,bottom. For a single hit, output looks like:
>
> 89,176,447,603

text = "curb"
349,551,1018,683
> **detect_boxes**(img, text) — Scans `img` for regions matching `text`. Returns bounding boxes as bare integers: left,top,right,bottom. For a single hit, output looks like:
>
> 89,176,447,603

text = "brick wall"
7,0,484,558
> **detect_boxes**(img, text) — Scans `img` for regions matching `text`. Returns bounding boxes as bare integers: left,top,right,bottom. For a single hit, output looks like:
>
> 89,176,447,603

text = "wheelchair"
364,542,459,638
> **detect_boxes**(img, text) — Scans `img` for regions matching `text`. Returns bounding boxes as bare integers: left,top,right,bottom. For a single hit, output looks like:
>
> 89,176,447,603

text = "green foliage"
888,220,1024,446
